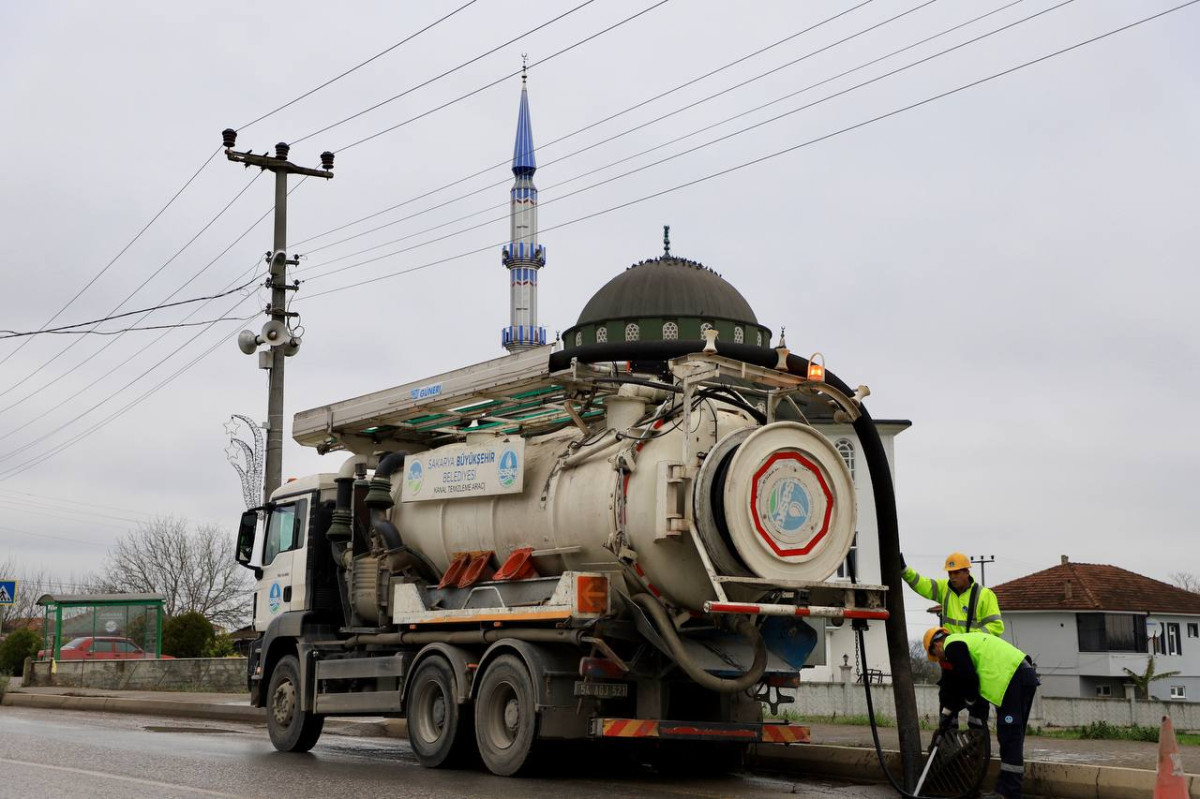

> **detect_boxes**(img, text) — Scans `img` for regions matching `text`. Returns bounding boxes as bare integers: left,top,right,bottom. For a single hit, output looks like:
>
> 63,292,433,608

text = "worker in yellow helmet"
901,551,1003,636
926,627,1040,799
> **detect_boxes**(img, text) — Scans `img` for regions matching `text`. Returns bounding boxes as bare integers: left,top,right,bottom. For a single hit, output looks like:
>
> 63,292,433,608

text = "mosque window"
662,322,678,341
596,326,608,343
699,322,714,339
733,326,744,344
625,323,639,342
756,331,763,347
574,331,582,348
836,439,855,481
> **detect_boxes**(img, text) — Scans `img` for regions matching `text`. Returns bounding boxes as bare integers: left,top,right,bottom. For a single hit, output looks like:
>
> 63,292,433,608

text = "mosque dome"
564,242,771,349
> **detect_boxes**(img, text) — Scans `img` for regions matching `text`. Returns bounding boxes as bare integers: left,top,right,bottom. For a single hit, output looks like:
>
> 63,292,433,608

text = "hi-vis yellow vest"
944,632,1027,706
902,567,1004,636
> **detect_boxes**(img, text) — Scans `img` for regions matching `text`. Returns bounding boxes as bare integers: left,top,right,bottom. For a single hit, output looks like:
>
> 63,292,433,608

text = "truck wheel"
406,656,475,768
474,654,540,776
267,654,324,752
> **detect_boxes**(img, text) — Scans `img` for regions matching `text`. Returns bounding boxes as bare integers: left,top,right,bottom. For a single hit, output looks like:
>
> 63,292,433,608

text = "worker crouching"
925,627,1040,799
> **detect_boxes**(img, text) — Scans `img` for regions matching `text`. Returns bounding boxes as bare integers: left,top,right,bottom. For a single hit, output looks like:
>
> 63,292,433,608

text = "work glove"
937,708,955,734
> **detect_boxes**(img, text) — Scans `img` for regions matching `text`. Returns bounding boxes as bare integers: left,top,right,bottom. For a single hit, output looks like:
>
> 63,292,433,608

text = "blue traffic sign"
0,580,16,605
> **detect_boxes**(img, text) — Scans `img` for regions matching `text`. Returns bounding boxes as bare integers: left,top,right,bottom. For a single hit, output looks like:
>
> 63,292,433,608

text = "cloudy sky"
1,0,1197,634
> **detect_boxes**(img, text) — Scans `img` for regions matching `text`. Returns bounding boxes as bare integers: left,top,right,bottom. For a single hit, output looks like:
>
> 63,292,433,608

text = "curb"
2,691,263,723
750,742,1200,799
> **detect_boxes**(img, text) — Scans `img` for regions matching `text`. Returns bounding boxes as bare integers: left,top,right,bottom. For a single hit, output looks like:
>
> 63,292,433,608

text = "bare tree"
92,516,251,627
908,640,942,684
1168,571,1200,594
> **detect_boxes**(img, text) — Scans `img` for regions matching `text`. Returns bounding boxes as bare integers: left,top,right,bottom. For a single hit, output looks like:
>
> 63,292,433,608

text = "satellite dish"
261,320,288,347
237,329,260,355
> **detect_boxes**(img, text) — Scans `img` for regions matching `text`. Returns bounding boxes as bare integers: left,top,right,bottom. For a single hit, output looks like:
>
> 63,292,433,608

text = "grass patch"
1029,721,1199,746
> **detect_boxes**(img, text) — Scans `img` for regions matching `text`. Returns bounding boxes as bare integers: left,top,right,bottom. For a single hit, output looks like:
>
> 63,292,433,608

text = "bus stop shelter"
37,593,165,659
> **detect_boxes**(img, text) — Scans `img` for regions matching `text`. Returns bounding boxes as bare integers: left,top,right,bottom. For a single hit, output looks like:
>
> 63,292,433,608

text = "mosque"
493,76,910,683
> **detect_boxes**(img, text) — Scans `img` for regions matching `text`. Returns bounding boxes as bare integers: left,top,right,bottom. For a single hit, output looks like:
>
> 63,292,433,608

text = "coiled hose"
632,593,766,693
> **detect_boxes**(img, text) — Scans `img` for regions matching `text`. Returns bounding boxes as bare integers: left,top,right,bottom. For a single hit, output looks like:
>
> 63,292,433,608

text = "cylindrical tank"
391,400,856,612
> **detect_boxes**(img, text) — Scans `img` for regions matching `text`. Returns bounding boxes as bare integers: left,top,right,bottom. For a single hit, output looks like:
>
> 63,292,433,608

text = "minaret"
501,62,546,352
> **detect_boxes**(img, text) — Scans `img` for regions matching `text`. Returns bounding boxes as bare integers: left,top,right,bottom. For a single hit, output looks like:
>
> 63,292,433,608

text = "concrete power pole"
223,129,334,506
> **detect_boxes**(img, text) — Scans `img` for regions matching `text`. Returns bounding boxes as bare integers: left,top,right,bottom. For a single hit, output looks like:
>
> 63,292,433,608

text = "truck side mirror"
236,509,259,569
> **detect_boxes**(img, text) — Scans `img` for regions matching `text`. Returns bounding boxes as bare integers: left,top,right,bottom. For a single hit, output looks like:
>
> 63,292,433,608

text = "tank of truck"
389,401,856,613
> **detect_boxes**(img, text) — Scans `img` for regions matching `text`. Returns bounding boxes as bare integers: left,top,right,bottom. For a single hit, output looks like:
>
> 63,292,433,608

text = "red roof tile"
992,559,1200,615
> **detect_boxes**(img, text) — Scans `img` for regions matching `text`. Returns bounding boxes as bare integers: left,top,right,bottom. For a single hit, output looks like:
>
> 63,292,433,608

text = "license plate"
574,681,629,698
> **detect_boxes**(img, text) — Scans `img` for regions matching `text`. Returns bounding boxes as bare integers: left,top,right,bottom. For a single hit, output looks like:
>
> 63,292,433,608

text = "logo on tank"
767,478,810,533
406,461,424,496
497,448,519,488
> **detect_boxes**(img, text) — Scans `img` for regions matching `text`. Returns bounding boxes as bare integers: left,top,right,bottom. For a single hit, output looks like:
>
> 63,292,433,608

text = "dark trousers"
994,662,1040,798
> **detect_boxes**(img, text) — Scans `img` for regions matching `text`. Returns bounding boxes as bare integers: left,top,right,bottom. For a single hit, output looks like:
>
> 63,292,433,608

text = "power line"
0,523,111,549
288,0,878,250
0,280,259,339
301,0,1073,284
0,171,263,404
0,319,246,338
302,0,1195,301
330,0,675,153
0,486,156,519
1,0,480,378
236,0,482,131
292,0,600,146
0,148,222,370
298,0,1007,271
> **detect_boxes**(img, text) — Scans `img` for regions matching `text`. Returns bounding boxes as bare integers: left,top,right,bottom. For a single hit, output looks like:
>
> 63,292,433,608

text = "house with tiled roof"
992,556,1200,700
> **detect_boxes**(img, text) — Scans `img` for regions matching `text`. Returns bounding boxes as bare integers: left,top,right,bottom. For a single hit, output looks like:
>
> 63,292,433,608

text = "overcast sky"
1,1,1197,635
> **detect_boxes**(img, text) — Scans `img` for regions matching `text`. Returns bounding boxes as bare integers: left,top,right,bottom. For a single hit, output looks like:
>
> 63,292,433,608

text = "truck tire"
266,654,324,752
474,654,539,776
406,656,475,768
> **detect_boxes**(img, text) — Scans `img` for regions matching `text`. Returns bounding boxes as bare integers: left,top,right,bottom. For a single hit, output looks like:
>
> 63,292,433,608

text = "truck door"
254,497,310,632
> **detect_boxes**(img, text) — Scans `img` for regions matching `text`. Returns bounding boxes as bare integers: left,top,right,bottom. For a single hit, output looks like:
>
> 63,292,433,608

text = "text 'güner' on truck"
233,336,890,776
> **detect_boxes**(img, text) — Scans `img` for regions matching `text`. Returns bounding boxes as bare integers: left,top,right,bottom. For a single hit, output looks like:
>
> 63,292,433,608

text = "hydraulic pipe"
632,593,766,693
340,627,589,648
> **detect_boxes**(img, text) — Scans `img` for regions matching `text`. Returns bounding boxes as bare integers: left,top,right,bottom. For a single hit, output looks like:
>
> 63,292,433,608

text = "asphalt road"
0,707,895,799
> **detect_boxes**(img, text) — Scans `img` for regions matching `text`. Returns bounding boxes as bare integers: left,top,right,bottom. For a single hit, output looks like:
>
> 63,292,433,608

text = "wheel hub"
272,680,296,728
503,697,520,733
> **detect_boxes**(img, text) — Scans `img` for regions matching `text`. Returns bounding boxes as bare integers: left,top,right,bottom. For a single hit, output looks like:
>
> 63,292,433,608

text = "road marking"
0,757,249,797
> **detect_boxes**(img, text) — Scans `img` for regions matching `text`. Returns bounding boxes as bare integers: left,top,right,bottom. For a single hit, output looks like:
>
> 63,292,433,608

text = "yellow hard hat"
924,627,950,661
944,552,970,572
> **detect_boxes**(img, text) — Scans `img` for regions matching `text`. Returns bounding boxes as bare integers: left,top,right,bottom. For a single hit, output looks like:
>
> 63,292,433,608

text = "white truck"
234,344,889,775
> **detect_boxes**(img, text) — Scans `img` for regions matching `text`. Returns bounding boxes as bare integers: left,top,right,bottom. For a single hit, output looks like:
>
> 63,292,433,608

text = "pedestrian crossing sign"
0,580,16,605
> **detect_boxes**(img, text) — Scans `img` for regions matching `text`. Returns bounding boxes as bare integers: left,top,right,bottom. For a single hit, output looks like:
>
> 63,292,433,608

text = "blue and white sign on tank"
401,439,526,503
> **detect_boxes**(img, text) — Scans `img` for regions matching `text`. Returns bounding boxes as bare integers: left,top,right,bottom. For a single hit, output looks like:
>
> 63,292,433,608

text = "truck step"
315,655,407,680
315,691,404,715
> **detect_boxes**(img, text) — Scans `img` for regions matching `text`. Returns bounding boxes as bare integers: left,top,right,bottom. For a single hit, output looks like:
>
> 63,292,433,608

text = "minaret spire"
502,64,546,352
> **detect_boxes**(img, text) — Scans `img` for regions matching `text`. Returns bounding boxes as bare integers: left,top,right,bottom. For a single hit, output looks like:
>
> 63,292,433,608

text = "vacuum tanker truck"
233,341,889,775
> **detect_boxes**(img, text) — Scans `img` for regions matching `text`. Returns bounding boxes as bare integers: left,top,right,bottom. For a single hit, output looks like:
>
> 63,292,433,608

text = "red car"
36,636,173,660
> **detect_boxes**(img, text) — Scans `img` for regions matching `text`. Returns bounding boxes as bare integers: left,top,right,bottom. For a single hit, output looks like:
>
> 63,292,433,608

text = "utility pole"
222,129,334,506
971,554,996,586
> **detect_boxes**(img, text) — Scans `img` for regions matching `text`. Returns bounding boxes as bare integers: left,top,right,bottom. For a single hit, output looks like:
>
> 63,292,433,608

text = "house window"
1095,685,1112,697
756,331,763,346
1165,622,1182,655
595,326,608,343
836,532,858,580
624,323,639,342
699,322,714,339
574,331,582,347
836,439,855,481
1170,685,1187,700
1187,622,1198,638
733,326,744,344
1077,613,1147,653
662,322,678,341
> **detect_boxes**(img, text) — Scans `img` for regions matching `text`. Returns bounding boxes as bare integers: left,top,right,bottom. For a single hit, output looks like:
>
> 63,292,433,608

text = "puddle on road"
142,725,242,735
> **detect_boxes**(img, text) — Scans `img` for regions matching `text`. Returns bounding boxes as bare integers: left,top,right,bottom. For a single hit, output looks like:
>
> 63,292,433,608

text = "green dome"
565,255,771,348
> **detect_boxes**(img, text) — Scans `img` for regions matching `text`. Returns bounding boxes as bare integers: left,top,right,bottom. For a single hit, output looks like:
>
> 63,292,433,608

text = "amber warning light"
807,352,826,382
576,575,609,614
